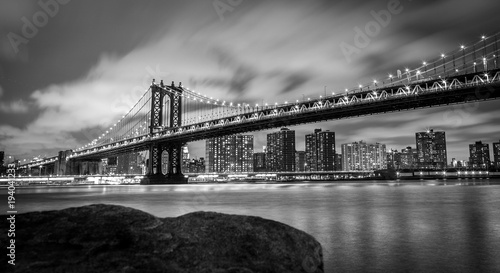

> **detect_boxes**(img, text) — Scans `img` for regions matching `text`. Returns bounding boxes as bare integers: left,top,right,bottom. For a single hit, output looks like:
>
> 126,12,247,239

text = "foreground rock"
0,204,323,273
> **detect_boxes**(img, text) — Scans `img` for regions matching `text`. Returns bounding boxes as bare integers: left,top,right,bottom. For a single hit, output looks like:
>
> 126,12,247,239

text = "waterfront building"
187,157,206,173
295,151,306,172
305,129,335,171
334,152,343,171
386,149,401,169
400,146,418,169
253,152,266,172
415,129,447,170
117,152,142,174
206,135,254,173
469,141,490,170
494,140,500,169
341,141,386,171
266,128,295,172
182,146,190,173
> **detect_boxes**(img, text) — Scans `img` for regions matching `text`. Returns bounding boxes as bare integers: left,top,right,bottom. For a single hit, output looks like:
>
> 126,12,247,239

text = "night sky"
1,0,499,162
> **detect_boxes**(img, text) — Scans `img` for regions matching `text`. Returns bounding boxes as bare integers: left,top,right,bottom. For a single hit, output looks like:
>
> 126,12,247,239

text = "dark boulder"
1,204,323,273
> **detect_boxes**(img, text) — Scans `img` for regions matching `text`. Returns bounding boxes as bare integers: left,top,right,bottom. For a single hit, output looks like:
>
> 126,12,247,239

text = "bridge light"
441,54,445,58
389,74,393,79
358,85,362,88
481,35,486,40
345,88,348,92
460,45,465,49
423,61,427,66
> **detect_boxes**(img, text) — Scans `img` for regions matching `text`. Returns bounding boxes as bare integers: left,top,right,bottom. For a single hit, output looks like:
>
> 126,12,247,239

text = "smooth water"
3,179,500,272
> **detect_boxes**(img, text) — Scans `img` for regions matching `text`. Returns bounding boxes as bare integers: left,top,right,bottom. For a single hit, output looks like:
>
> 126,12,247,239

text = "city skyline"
1,127,499,165
1,1,500,162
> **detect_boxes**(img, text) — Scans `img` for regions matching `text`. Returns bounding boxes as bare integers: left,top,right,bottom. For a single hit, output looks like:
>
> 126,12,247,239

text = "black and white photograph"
1,0,500,272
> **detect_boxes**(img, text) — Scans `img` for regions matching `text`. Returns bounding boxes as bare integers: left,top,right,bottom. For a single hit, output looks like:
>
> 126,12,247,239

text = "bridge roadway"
18,68,500,170
67,69,500,161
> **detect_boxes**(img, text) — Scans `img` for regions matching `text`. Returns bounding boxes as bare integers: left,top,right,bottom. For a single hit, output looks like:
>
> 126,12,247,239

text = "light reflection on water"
4,179,500,272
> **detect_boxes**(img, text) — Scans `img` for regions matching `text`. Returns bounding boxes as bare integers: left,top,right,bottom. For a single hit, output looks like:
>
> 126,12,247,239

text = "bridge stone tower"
143,80,187,184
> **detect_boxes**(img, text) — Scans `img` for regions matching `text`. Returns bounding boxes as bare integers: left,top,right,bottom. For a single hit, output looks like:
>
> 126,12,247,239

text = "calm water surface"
3,179,500,272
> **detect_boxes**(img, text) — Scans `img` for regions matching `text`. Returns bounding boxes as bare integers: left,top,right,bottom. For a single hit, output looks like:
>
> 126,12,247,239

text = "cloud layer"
0,0,499,161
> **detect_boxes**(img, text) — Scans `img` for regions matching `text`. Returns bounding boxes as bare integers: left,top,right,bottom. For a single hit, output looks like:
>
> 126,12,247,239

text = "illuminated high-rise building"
295,151,306,172
469,141,490,170
305,129,335,171
400,146,418,169
341,141,386,171
494,140,500,168
266,128,295,172
206,135,254,173
253,152,266,172
386,149,401,169
415,129,447,169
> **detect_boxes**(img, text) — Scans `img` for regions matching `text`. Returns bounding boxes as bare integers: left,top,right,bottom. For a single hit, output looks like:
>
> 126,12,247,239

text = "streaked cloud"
0,0,499,161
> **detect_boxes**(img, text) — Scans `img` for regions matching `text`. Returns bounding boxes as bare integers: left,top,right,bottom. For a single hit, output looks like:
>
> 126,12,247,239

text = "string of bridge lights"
75,87,152,152
74,33,499,153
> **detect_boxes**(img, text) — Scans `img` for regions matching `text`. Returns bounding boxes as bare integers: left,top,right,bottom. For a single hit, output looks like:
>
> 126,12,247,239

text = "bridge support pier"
141,142,187,184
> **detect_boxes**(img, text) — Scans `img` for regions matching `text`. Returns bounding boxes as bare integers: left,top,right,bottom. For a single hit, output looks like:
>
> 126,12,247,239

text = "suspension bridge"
17,33,500,183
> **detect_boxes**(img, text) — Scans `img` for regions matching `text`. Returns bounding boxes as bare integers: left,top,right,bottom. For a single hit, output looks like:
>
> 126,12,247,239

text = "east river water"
3,179,500,272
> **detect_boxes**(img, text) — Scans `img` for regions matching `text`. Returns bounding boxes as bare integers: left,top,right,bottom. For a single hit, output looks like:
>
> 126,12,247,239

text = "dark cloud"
1,0,500,160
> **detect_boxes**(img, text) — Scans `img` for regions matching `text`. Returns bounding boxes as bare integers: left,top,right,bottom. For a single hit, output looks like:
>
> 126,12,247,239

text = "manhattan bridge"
18,33,500,183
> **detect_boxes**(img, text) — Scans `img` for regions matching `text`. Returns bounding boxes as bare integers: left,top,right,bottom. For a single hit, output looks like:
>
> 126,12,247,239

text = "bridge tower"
143,80,187,184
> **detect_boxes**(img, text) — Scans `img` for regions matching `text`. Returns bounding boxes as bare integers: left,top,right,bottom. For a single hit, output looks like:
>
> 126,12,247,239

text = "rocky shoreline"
0,204,323,273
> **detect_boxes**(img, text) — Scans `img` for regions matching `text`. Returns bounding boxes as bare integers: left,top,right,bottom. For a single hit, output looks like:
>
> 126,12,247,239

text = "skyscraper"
182,146,190,173
334,152,343,171
494,140,500,169
386,149,401,169
469,141,490,170
400,146,418,169
266,128,295,172
415,129,447,170
206,135,254,173
295,151,305,172
253,152,266,172
305,129,335,171
341,141,387,171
